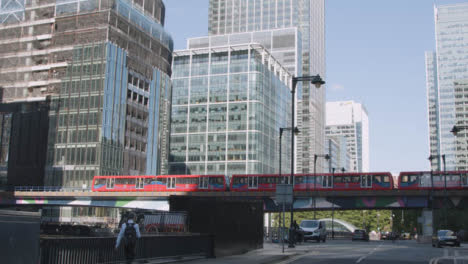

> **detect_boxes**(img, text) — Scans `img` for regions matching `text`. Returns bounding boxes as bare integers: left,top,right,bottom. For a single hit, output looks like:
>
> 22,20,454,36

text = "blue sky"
164,0,468,174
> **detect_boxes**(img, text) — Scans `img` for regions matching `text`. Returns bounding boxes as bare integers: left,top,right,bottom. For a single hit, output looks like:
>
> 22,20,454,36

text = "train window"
334,176,342,183
462,175,468,186
374,176,381,183
383,176,389,183
296,177,303,184
401,175,408,182
409,176,418,182
351,176,360,183
95,179,104,186
343,176,351,183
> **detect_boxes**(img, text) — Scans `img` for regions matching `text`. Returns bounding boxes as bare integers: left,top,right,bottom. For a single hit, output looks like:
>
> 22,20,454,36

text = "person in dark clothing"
115,212,141,264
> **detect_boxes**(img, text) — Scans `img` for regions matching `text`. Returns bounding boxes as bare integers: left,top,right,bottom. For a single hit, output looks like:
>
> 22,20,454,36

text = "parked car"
300,220,327,242
380,231,390,240
432,230,460,248
352,229,370,241
401,232,411,240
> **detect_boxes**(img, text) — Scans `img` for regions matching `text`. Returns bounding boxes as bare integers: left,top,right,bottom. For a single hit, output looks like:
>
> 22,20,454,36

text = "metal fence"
15,186,92,192
40,234,214,264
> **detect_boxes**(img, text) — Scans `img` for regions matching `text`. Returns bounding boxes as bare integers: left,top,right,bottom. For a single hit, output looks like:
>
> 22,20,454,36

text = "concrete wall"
170,196,264,257
0,210,40,264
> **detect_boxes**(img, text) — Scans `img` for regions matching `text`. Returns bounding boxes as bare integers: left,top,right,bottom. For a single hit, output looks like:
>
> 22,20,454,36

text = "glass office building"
325,101,369,172
2,0,178,188
208,0,326,173
170,43,292,176
426,3,468,170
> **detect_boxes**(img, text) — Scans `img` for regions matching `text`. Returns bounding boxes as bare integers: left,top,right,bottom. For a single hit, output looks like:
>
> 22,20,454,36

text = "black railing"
40,234,214,264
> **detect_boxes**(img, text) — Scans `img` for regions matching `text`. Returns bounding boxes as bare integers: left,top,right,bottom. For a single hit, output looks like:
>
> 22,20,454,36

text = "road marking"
356,242,384,263
454,249,459,264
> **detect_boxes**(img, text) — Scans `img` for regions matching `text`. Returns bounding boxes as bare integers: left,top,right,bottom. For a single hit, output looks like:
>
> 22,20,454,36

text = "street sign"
276,184,293,205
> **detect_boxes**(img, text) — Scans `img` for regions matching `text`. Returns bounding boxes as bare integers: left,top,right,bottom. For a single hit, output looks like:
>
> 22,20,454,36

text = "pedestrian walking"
115,212,141,264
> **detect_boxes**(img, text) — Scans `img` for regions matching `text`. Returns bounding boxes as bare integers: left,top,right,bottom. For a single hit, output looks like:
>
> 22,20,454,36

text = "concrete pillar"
417,209,433,243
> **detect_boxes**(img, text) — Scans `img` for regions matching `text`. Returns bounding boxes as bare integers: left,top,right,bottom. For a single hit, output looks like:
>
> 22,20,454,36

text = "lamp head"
311,75,325,89
325,154,330,160
451,125,460,136
293,127,300,135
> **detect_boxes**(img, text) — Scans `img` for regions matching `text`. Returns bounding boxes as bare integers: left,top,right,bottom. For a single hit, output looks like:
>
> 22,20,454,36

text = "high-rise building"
208,0,326,173
426,3,468,170
0,0,174,187
324,136,350,173
325,101,369,172
169,41,292,176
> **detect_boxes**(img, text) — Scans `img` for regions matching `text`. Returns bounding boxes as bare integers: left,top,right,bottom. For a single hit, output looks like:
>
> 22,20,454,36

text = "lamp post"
279,127,300,184
313,153,330,219
288,74,325,248
331,167,335,239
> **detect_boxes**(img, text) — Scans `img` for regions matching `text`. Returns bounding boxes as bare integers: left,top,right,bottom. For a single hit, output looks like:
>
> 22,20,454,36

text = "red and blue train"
91,171,468,192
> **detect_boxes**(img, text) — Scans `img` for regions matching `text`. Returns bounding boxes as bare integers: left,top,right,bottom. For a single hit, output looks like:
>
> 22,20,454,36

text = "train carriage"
398,171,468,190
230,172,394,192
92,175,157,192
92,175,227,192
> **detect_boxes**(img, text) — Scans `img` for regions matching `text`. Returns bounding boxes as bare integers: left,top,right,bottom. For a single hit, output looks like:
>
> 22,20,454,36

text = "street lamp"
279,127,300,184
331,167,335,239
450,125,468,136
288,74,325,248
313,153,330,219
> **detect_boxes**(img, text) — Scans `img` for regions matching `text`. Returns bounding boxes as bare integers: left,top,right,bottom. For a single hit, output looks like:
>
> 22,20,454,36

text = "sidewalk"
145,242,311,264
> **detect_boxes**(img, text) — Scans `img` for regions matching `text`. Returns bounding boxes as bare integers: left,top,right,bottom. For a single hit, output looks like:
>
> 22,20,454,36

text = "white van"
300,220,327,242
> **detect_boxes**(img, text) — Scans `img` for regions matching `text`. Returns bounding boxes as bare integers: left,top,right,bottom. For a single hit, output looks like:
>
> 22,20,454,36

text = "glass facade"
170,44,292,176
427,3,468,170
325,101,369,172
42,0,173,188
426,52,440,170
208,0,326,173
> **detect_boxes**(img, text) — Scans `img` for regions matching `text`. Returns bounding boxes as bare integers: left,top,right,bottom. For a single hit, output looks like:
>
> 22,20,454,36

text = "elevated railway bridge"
1,189,468,211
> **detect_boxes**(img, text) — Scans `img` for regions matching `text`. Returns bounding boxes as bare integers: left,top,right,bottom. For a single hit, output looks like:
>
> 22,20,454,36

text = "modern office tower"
426,51,440,170
426,3,468,170
324,136,350,173
325,101,369,172
454,80,468,170
0,0,174,187
188,28,302,78
208,0,326,173
169,42,292,176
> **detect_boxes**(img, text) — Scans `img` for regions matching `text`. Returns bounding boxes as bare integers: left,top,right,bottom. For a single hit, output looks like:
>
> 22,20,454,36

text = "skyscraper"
0,0,174,187
170,40,292,176
208,0,326,173
325,101,369,172
426,3,468,170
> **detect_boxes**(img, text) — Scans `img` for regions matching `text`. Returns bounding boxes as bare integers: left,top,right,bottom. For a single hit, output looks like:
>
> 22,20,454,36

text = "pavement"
141,240,468,264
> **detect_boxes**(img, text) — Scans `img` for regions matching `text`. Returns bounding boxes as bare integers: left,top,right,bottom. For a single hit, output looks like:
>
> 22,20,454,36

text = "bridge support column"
417,209,433,243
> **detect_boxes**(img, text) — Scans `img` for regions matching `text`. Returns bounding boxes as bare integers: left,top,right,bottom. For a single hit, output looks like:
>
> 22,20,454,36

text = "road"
280,240,468,264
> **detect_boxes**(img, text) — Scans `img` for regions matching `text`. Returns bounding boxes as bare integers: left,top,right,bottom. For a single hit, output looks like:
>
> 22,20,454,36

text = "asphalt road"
279,240,468,264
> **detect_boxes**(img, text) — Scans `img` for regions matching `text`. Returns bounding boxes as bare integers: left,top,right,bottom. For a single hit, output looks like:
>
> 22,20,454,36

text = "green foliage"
271,210,392,232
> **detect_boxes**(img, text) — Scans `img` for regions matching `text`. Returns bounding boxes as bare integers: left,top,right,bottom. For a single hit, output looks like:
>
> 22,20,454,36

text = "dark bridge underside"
2,190,468,211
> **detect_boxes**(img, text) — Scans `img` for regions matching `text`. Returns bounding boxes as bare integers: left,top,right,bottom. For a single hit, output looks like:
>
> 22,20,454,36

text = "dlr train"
91,171,468,192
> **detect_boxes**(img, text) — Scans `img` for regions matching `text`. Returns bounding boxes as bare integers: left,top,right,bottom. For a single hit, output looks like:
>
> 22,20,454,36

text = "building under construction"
0,0,173,187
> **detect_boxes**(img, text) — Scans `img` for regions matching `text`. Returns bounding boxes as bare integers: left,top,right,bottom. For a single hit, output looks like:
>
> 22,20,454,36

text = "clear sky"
164,0,468,174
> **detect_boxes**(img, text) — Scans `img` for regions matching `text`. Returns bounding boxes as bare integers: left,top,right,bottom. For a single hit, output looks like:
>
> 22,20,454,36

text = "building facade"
169,43,292,176
0,99,50,189
324,136,349,173
325,101,369,172
426,3,468,170
0,0,174,187
454,79,468,170
208,0,326,173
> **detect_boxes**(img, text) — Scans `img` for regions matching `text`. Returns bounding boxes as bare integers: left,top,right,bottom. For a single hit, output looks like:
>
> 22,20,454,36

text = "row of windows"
61,79,104,94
